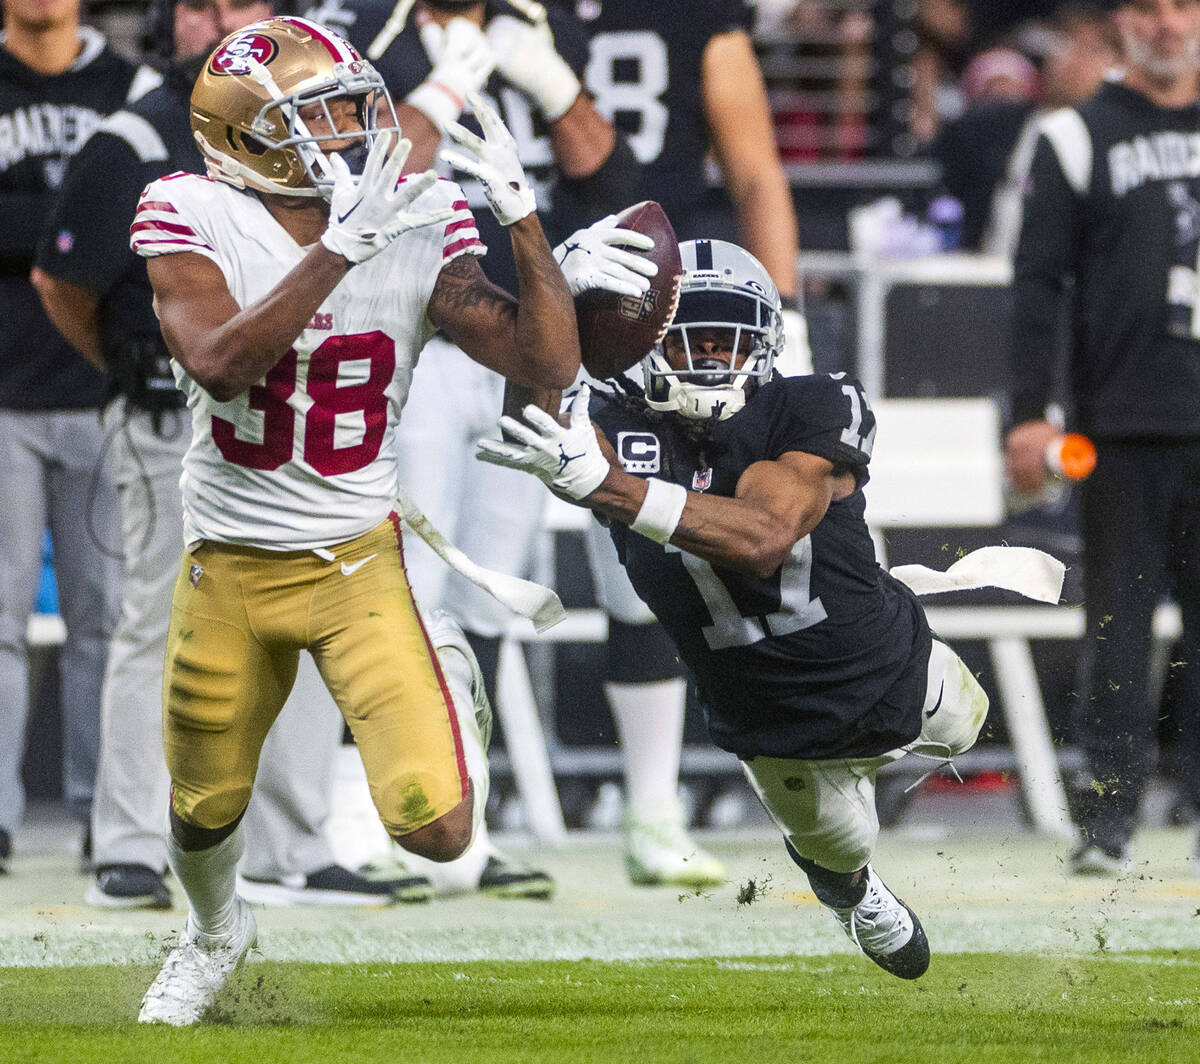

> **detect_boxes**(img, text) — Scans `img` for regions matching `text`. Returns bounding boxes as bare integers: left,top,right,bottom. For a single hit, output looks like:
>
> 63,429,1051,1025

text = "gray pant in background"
90,400,339,878
0,407,121,833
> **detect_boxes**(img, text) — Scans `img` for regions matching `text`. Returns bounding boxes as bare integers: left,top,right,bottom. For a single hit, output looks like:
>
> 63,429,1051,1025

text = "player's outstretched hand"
486,13,581,121
407,17,495,130
321,130,453,265
441,92,536,226
554,215,659,298
476,385,610,500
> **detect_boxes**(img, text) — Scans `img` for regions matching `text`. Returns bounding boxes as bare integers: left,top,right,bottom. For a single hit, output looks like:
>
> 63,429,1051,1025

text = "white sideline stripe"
5,915,1200,968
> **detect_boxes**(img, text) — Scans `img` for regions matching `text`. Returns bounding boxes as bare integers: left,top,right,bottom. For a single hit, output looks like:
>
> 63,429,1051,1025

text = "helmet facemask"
643,241,783,421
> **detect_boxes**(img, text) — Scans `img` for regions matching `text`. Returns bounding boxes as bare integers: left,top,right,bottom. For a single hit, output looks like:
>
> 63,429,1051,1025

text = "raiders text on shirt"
0,102,105,175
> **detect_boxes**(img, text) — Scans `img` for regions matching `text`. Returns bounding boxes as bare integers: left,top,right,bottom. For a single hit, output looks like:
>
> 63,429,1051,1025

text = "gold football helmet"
190,16,397,199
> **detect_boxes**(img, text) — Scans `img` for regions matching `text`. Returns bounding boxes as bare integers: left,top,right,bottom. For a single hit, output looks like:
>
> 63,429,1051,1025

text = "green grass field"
2,953,1198,1063
3,826,1200,1062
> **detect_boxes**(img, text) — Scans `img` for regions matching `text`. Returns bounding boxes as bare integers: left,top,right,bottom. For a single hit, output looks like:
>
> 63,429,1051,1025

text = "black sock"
785,839,867,908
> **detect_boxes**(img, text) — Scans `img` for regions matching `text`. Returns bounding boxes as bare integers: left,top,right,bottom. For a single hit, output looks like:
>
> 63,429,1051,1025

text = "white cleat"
623,798,726,888
138,898,257,1025
827,866,929,980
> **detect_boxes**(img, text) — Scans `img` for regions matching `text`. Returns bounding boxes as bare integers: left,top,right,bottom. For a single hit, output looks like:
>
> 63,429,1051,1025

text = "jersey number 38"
212,331,394,476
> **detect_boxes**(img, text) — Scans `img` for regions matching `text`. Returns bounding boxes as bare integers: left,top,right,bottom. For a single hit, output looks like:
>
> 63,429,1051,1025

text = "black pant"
1076,438,1200,850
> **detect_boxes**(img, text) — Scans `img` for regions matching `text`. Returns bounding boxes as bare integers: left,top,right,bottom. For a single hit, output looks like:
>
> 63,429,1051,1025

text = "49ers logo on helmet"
209,33,278,76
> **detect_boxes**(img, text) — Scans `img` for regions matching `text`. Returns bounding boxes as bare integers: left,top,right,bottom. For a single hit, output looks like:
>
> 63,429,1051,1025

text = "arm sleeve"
35,133,147,295
1009,134,1080,425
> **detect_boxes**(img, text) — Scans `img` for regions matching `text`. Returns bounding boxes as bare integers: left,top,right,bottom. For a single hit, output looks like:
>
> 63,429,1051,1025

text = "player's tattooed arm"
430,219,579,390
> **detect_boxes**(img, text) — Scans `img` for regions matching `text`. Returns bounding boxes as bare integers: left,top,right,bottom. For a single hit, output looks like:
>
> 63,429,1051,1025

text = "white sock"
607,678,687,814
166,820,244,940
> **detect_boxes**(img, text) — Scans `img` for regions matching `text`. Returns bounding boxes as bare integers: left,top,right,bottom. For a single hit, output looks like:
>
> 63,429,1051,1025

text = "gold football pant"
162,515,468,838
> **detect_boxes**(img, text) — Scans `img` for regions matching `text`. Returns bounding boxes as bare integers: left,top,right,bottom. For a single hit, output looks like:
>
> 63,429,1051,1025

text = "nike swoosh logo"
336,200,361,225
925,680,945,720
341,553,377,576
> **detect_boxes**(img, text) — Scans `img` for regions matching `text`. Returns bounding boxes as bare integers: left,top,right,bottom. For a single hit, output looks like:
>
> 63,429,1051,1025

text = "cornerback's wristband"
630,478,687,544
405,79,464,131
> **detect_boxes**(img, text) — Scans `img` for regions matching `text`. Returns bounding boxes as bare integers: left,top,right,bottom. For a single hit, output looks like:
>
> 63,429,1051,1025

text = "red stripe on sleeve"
443,237,484,258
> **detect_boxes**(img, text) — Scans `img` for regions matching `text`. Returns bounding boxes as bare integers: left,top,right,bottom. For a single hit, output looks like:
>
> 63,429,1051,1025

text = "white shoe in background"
623,797,726,888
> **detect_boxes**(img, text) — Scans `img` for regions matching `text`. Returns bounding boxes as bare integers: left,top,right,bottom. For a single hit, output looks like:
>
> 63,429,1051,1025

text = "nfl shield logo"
189,564,203,588
692,468,713,492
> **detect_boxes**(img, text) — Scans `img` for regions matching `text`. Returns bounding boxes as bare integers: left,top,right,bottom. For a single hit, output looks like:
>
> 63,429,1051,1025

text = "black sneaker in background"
86,864,172,909
240,862,432,906
477,854,555,900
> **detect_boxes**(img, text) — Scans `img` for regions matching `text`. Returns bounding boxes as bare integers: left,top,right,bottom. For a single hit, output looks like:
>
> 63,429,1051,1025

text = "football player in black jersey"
479,239,994,979
1006,0,1200,878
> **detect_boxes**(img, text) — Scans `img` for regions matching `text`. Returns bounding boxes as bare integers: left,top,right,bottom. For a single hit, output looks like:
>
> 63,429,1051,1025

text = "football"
575,201,683,379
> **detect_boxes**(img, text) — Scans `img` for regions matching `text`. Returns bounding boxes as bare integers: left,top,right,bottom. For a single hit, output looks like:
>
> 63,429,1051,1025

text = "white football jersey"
132,171,483,550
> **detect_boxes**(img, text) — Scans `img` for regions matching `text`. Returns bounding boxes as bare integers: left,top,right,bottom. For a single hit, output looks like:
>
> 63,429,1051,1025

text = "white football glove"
320,131,453,265
405,17,495,132
441,91,536,225
776,306,814,377
486,13,581,122
476,385,610,500
553,215,659,298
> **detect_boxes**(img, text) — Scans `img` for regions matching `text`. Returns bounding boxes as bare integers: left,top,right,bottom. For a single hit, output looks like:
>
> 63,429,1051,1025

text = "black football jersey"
36,71,198,371
573,0,753,234
1012,81,1200,438
590,374,931,761
0,30,138,410
302,0,593,294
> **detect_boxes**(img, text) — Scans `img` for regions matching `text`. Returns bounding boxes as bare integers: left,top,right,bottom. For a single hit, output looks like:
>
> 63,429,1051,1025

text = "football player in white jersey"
128,16,578,1025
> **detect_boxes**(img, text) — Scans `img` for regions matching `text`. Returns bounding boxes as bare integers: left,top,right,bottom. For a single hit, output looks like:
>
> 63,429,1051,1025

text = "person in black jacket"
1005,0,1200,876
32,0,435,910
0,0,138,874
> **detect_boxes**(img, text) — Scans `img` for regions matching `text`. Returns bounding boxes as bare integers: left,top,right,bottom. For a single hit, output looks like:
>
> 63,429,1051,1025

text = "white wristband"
405,79,465,131
630,478,688,544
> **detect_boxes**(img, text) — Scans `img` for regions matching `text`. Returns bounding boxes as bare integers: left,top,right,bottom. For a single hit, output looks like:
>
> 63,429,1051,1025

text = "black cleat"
827,866,930,979
86,863,172,910
477,854,555,900
240,862,433,906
